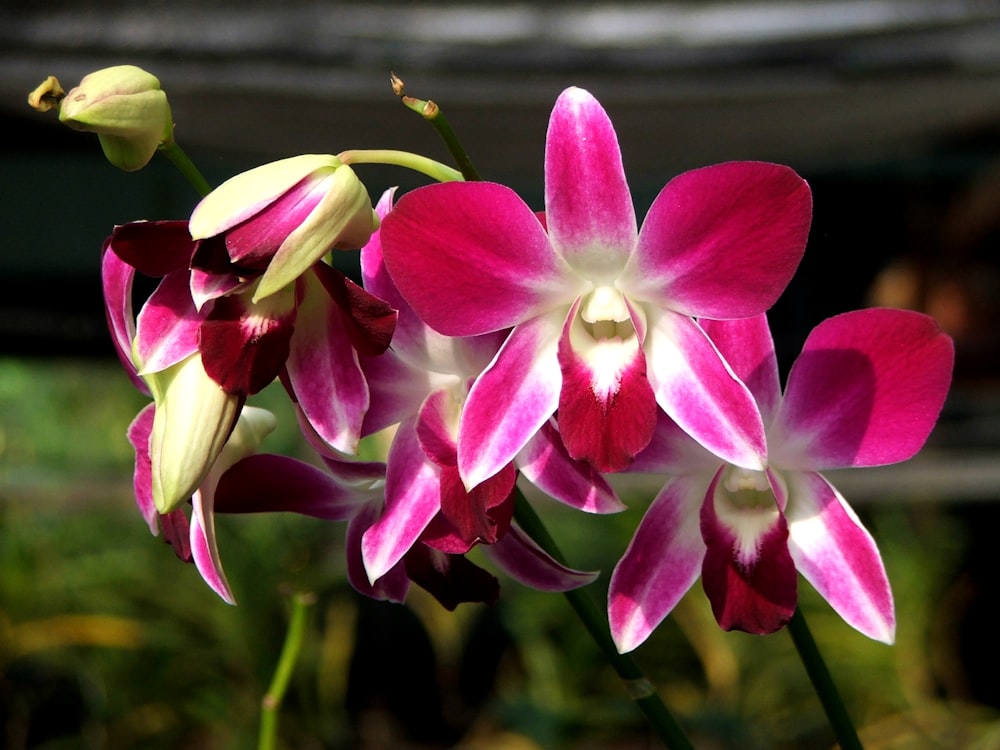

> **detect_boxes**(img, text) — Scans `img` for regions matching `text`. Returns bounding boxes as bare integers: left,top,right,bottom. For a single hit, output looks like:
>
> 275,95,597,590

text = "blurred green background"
2,358,999,749
6,1,1000,748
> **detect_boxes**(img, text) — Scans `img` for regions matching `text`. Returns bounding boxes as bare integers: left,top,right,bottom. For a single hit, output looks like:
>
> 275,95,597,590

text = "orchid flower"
379,87,812,491
608,309,954,653
102,219,394,512
355,189,618,591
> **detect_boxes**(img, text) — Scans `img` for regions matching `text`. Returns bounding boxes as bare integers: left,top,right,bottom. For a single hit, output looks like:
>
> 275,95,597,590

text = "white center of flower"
579,286,634,342
714,465,781,567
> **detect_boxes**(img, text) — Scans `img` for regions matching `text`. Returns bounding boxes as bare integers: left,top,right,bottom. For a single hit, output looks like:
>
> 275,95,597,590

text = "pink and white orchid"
356,189,618,591
379,87,812,490
608,309,954,652
102,219,395,512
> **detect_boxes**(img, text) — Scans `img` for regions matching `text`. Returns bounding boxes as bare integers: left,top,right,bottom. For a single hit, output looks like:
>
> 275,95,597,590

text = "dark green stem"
258,591,316,750
513,490,694,750
391,73,481,181
787,608,865,750
159,140,213,197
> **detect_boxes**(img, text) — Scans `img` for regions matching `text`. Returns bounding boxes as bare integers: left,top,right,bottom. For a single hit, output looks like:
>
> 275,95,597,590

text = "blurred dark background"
4,2,1000,748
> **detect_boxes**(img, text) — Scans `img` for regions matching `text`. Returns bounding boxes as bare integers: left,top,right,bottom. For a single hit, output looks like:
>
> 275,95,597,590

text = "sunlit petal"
772,308,954,469
609,474,708,653
786,471,895,643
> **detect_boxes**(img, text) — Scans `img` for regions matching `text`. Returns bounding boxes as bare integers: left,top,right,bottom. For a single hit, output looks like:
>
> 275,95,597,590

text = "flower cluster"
52,68,953,651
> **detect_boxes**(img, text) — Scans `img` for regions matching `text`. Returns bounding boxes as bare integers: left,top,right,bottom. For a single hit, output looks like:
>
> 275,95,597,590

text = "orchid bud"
189,154,377,302
144,352,241,513
58,65,173,171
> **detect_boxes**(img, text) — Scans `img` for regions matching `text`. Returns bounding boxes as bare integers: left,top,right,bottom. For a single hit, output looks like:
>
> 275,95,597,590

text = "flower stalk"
390,72,481,181
159,140,213,197
512,489,695,750
787,608,865,750
337,148,464,183
258,591,316,750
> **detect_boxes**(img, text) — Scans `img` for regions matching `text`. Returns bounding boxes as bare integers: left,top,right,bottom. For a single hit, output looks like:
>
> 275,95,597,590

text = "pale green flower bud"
145,352,241,513
58,65,173,171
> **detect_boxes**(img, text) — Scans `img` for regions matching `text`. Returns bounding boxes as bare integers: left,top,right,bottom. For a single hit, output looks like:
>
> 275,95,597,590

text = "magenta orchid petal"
159,508,192,562
701,315,782,426
516,420,625,514
126,403,159,534
625,162,811,319
189,488,236,604
628,409,722,475
189,265,249,310
346,502,410,603
285,269,369,454
362,188,504,375
484,522,600,592
415,388,460,467
108,220,195,278
459,311,563,489
785,471,895,643
699,467,797,635
133,269,202,374
380,181,580,336
608,474,708,653
213,454,370,520
101,239,147,392
359,187,404,307
645,309,766,470
361,418,442,582
199,287,296,395
422,464,516,554
772,308,955,470
544,87,636,272
557,298,656,472
359,350,438,437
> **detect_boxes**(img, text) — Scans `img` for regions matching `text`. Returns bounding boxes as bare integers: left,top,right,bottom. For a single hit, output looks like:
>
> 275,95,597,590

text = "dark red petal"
557,330,656,472
199,293,296,395
110,220,196,277
160,508,192,562
422,464,516,553
700,471,798,634
403,545,500,610
313,263,397,356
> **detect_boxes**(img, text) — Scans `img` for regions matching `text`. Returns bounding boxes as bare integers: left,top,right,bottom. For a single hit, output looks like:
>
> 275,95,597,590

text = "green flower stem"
337,149,464,184
513,489,694,750
787,607,864,750
389,74,481,181
158,140,213,197
258,591,316,750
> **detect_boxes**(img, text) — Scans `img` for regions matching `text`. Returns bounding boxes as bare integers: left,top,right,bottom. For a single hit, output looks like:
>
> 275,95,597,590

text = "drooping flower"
102,217,394,512
55,65,173,171
188,154,378,302
608,309,954,652
379,87,812,490
355,189,623,586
